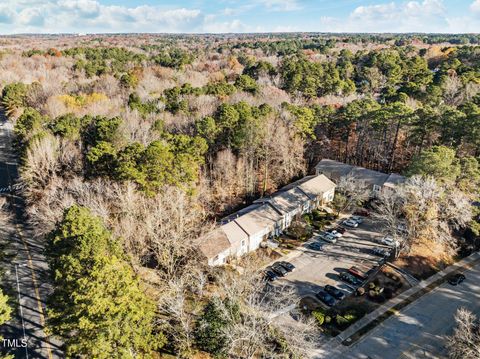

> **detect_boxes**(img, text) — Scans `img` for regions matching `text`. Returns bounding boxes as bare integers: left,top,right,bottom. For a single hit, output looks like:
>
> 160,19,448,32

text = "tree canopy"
46,205,165,358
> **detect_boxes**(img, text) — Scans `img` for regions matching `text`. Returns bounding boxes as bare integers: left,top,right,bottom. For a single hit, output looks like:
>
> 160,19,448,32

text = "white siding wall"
249,231,266,251
209,249,230,266
323,189,335,203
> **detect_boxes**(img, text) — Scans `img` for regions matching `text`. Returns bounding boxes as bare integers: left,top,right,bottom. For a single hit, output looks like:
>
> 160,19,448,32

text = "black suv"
324,285,345,300
277,261,295,272
264,268,278,281
271,263,288,277
315,290,336,306
339,272,362,286
448,273,466,285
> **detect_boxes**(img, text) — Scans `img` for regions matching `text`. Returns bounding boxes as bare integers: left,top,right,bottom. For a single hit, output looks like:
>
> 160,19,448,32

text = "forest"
0,33,479,358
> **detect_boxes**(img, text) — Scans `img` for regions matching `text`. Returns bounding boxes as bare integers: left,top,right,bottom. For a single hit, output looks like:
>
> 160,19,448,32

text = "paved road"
330,260,480,359
0,112,62,358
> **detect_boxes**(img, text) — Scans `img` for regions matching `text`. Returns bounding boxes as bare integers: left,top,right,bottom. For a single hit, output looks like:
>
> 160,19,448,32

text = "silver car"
380,235,399,247
343,219,358,228
319,232,337,244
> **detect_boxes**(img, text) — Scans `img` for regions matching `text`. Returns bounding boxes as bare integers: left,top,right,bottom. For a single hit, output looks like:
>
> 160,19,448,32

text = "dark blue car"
316,290,336,306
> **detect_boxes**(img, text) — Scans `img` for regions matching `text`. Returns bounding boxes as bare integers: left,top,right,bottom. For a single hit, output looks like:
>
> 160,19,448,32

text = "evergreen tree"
46,205,165,359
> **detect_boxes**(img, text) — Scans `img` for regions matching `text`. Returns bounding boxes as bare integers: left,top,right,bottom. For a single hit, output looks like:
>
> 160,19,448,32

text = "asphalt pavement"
0,111,63,358
275,218,390,299
330,260,480,359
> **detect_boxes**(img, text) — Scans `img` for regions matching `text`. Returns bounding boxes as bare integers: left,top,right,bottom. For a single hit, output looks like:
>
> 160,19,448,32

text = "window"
373,184,381,192
241,240,245,247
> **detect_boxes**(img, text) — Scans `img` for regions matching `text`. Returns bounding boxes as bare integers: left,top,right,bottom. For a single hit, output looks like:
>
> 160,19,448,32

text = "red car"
335,226,346,234
348,266,368,281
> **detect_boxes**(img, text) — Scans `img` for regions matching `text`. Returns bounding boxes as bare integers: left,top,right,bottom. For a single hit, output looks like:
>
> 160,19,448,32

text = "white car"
343,219,359,228
319,233,337,244
350,215,364,224
327,229,343,238
380,235,399,247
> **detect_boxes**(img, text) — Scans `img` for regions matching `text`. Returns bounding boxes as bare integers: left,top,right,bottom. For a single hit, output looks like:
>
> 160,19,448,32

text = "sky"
0,0,479,34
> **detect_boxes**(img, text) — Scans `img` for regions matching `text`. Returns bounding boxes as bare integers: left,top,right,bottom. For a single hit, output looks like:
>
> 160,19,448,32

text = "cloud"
471,0,480,13
312,0,480,33
259,0,301,12
347,0,447,32
0,0,207,33
0,0,477,34
203,19,247,33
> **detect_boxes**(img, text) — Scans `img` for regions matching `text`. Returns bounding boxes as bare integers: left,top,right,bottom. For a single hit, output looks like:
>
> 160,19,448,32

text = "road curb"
336,251,480,344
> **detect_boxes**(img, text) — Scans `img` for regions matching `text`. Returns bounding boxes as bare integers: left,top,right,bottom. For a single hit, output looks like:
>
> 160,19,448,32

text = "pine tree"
46,205,165,358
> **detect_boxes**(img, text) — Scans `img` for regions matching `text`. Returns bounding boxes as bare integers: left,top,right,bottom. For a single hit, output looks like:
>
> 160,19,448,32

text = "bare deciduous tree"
446,307,480,359
332,174,370,214
373,176,473,256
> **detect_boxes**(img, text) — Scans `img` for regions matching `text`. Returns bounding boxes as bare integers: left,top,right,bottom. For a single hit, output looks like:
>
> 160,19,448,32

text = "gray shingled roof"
349,167,390,186
316,158,405,187
315,159,354,181
267,187,310,214
233,203,282,236
298,174,336,200
197,228,231,260
222,220,248,247
384,173,406,188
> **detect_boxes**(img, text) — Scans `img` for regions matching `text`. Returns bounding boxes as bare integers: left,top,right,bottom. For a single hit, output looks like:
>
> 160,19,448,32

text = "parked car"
380,235,399,247
319,232,337,243
343,219,358,228
348,266,368,280
350,215,364,224
339,272,362,286
326,229,343,238
277,261,295,272
371,247,390,257
315,290,336,307
324,285,345,300
264,269,278,282
307,242,323,251
335,226,346,234
271,263,289,277
448,273,466,285
354,208,370,217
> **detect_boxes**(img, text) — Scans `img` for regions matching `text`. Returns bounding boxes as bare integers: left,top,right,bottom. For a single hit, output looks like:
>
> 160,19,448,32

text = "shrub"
302,213,313,224
312,309,325,326
335,315,349,329
343,313,357,323
312,209,324,221
384,287,394,299
357,287,365,296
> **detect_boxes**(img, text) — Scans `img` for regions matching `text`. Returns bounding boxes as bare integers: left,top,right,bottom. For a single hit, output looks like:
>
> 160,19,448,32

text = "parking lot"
274,217,392,302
